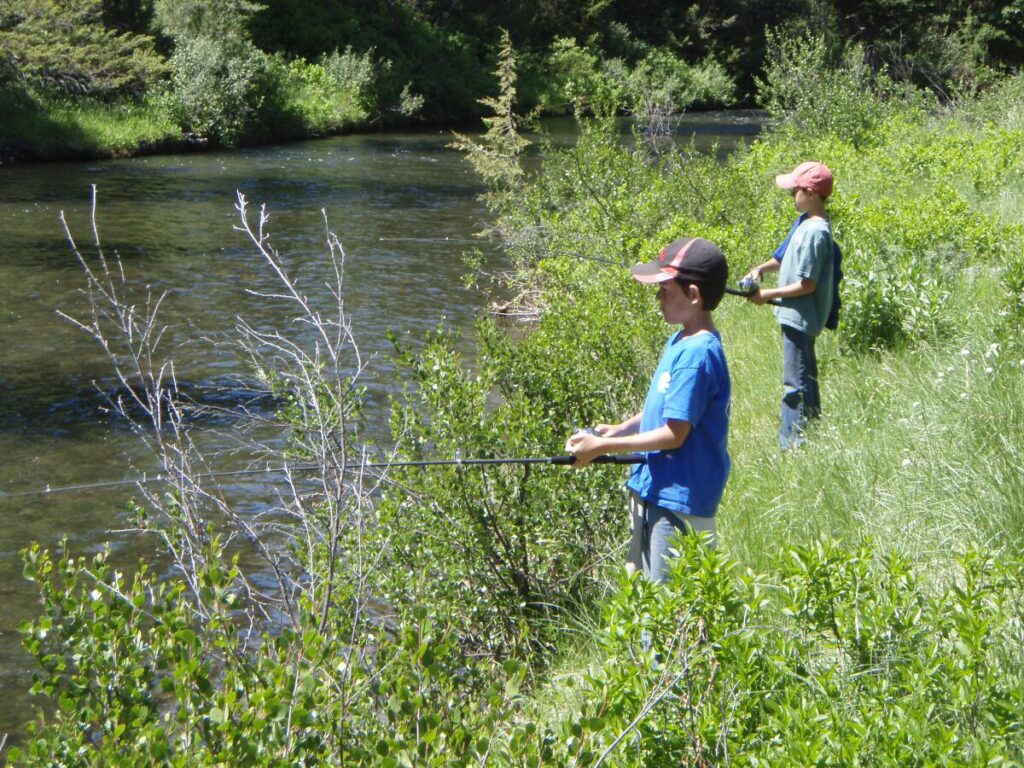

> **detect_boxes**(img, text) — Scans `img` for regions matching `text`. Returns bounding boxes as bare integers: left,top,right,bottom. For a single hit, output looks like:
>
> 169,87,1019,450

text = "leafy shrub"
534,37,734,119
1001,256,1024,354
153,0,263,42
0,0,166,97
550,537,1024,765
10,542,538,766
320,46,385,116
838,256,910,352
537,36,625,118
166,35,267,146
259,53,367,137
626,49,733,111
375,310,651,655
757,32,931,148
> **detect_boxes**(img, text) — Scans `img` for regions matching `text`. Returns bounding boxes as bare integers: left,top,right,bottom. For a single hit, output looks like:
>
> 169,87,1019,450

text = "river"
0,111,765,743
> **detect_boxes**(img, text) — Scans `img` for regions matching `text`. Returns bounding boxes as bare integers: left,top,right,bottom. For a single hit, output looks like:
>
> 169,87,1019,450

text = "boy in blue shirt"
566,237,731,584
744,161,835,450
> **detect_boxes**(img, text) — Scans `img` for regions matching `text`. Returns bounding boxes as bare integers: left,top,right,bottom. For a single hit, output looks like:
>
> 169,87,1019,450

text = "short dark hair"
674,274,726,311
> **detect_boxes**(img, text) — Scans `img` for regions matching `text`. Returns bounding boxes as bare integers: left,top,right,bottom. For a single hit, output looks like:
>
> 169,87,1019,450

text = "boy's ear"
688,283,703,305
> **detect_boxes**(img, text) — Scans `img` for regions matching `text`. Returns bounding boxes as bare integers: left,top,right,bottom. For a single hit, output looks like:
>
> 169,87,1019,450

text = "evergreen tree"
0,0,164,96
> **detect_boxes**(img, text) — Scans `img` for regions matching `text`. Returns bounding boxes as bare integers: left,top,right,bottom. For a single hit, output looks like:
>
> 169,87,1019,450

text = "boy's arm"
594,412,642,437
744,258,780,282
749,277,817,304
566,419,691,469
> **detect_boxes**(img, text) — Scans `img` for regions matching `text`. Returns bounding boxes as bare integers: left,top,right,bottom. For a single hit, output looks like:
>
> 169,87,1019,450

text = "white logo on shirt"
657,372,672,394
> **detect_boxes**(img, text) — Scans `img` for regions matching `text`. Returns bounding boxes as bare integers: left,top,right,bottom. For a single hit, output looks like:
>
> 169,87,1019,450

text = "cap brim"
775,172,798,189
630,262,674,283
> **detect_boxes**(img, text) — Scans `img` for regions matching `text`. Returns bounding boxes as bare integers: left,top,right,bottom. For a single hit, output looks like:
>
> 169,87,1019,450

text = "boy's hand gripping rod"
725,278,783,306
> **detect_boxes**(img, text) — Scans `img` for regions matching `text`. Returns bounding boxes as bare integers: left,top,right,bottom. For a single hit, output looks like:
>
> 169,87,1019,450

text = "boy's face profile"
657,280,700,324
790,186,820,212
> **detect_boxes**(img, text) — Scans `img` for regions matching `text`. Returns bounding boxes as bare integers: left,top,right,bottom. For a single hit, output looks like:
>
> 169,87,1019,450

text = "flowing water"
0,112,765,741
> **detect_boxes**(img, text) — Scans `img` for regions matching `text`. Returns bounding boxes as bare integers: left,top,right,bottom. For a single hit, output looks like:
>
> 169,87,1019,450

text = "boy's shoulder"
794,217,832,255
672,331,727,366
799,216,832,235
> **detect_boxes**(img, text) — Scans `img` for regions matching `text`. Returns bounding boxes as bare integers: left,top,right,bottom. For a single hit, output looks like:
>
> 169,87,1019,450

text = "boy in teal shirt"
566,237,731,584
745,161,835,450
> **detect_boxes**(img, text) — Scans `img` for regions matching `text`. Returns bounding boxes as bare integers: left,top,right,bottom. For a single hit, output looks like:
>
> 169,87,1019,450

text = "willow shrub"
375,271,665,655
13,534,1024,765
541,537,1024,766
10,540,538,766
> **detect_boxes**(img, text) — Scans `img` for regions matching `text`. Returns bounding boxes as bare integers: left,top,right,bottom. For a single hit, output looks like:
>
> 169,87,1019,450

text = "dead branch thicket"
59,185,391,678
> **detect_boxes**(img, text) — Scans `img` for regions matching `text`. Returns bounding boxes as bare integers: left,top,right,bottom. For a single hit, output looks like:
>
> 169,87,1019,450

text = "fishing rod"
0,453,646,501
364,454,645,468
377,237,480,244
724,286,782,306
549,252,786,305
724,275,783,305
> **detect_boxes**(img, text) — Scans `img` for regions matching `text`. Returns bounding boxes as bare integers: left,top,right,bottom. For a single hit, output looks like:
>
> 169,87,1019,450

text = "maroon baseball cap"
775,161,833,197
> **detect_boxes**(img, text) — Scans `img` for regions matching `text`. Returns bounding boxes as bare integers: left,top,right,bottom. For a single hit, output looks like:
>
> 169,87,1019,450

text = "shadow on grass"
0,86,183,162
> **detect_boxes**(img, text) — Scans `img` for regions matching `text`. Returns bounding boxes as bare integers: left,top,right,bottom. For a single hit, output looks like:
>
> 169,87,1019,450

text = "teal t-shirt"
626,330,731,517
773,217,834,337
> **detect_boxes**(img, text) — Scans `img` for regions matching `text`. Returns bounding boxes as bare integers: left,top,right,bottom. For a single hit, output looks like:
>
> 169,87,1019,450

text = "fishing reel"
724,276,760,299
737,275,760,294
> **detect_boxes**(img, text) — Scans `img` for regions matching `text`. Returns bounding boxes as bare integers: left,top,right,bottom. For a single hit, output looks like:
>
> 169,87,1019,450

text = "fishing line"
376,237,480,244
0,454,645,501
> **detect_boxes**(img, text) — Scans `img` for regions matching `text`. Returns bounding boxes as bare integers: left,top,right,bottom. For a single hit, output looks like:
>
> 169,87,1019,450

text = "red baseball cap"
775,161,833,197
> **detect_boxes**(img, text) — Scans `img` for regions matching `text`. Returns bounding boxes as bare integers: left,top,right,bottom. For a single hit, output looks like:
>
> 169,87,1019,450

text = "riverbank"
0,37,739,166
0,87,370,164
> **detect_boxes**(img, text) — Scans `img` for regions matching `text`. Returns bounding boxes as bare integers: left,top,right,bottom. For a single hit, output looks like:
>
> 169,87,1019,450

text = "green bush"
166,35,267,146
530,37,734,119
757,32,932,148
9,542,535,766
258,52,368,138
0,0,166,97
547,537,1024,765
626,49,733,111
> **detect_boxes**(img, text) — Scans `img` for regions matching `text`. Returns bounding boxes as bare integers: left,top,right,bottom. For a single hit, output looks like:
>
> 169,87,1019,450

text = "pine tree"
0,0,165,96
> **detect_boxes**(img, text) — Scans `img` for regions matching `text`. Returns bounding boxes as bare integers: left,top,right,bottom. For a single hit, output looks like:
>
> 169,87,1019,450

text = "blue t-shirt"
626,330,731,517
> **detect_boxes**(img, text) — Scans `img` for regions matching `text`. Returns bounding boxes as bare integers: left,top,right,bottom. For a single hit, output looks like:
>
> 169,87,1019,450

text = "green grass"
0,89,182,160
719,269,1024,573
57,98,181,154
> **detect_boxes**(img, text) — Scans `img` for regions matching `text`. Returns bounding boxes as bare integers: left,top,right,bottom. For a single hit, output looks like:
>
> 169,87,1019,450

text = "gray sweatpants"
627,491,716,584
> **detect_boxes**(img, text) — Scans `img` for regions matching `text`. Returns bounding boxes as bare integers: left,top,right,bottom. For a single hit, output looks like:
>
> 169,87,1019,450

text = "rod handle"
725,286,782,306
549,454,647,465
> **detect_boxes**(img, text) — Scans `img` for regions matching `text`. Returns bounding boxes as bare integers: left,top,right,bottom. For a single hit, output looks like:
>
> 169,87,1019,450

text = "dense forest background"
2,0,1023,158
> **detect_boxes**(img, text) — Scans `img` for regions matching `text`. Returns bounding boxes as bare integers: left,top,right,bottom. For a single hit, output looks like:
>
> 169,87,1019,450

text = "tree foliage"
0,0,165,96
152,0,263,42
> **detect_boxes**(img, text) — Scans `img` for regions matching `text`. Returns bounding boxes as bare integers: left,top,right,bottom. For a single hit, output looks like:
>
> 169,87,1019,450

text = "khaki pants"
627,491,716,584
